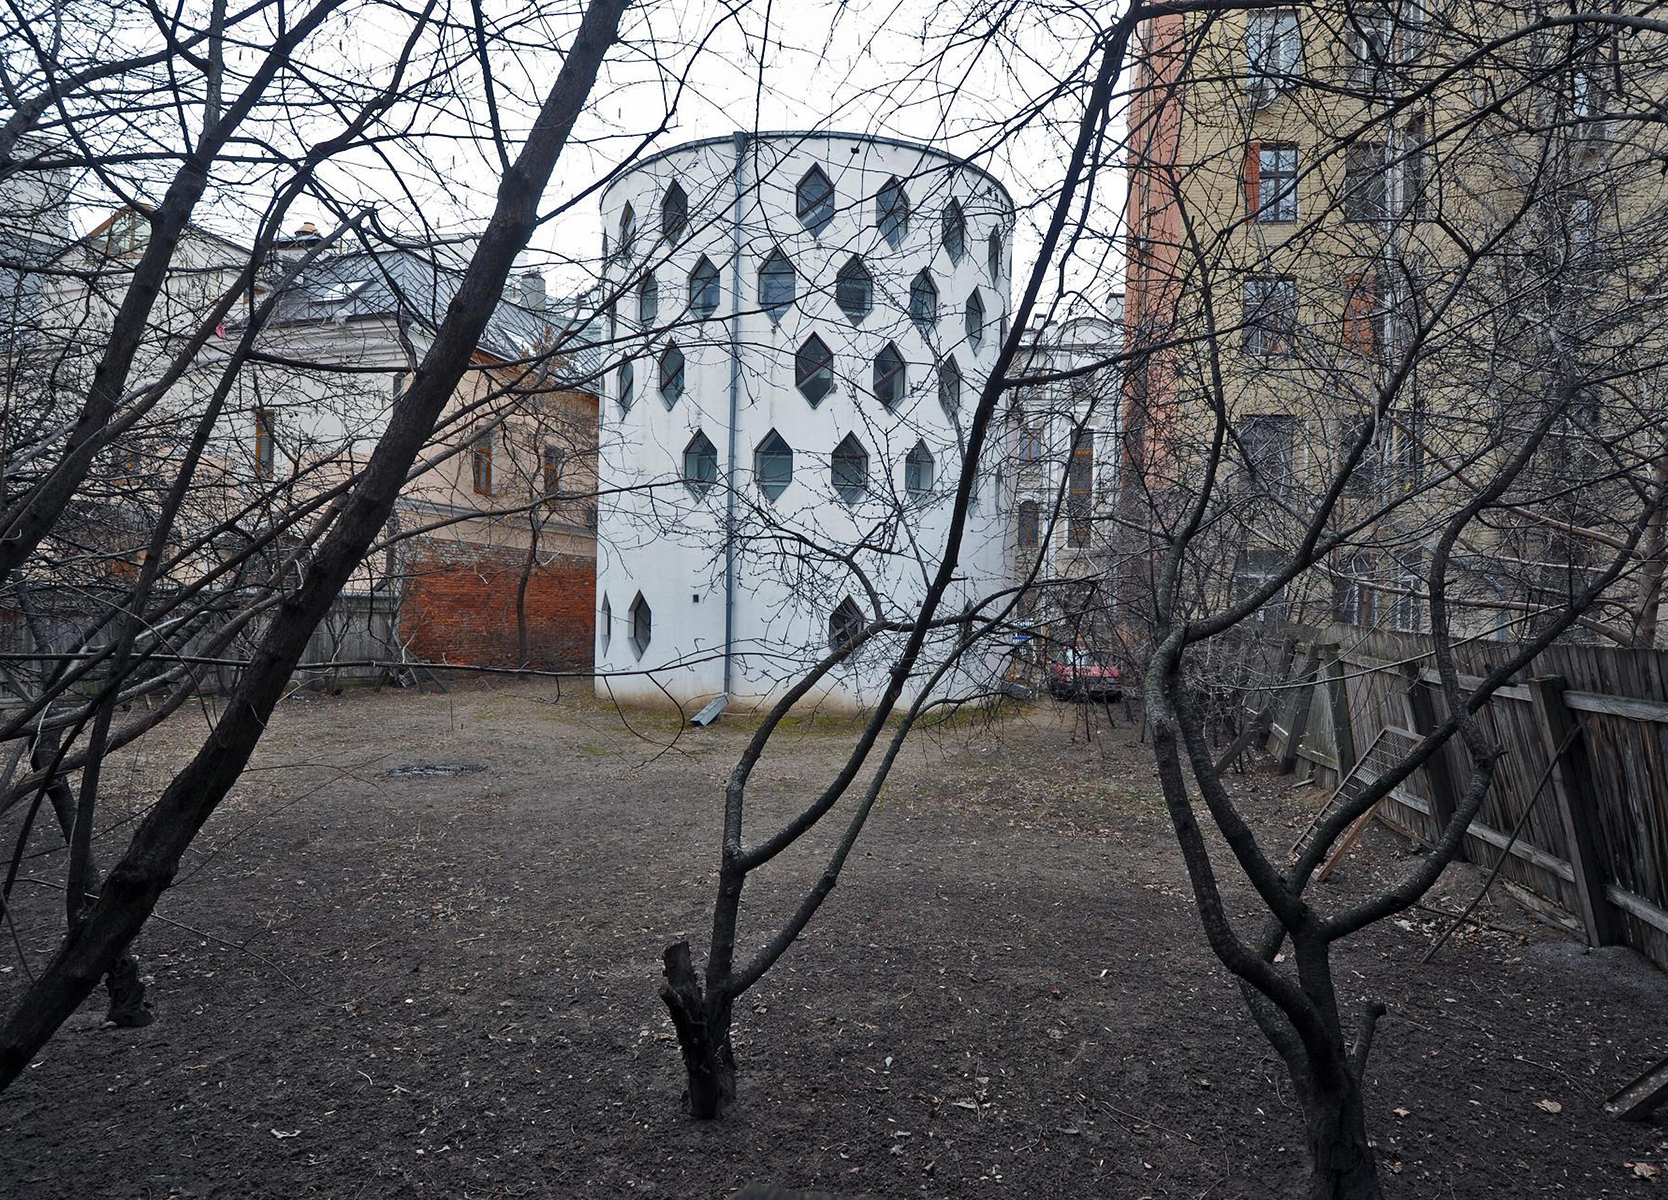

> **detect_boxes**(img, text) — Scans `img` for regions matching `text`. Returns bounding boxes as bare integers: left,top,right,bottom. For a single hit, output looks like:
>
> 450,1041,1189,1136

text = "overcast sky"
345,0,1130,315
52,0,1126,317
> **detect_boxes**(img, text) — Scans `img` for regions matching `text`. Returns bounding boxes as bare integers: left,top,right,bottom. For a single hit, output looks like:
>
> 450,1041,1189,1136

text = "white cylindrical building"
593,130,1015,710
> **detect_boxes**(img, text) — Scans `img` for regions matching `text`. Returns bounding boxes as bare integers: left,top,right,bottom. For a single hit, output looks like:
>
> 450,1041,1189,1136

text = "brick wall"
398,535,594,670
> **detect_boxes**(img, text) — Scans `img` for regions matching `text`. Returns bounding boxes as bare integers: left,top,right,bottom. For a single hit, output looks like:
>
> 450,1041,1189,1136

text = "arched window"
1017,499,1040,547
942,199,967,262
910,269,938,330
683,430,718,497
797,165,835,235
873,343,905,409
658,343,684,408
938,356,961,416
987,228,1003,281
617,360,635,412
618,203,637,260
905,441,935,498
796,335,833,406
689,256,720,318
877,176,910,247
755,430,793,501
829,597,865,651
835,255,873,323
629,592,652,657
599,595,611,653
831,433,869,504
965,289,985,350
661,182,688,242
638,272,658,326
759,249,795,323
471,431,493,495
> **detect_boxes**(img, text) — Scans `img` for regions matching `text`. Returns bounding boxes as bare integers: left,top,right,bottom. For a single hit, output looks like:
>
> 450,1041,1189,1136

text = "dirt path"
1,681,1664,1198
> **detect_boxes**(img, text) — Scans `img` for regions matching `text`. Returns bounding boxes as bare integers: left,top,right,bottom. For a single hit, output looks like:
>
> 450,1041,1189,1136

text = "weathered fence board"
1252,623,1668,973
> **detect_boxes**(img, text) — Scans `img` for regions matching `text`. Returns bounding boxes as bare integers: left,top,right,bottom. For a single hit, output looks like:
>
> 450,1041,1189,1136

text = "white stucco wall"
593,130,1017,710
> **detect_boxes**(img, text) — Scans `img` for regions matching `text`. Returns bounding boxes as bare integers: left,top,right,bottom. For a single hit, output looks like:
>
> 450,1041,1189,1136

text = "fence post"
1400,662,1463,855
1528,674,1623,948
1261,635,1300,758
1324,644,1357,783
1277,643,1322,774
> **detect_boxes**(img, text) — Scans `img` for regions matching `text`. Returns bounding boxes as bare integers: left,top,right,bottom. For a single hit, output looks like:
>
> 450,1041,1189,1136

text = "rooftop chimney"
519,272,548,310
291,221,320,241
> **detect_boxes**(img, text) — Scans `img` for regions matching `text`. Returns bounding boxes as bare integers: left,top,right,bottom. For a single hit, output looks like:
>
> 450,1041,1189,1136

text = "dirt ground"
2,680,1667,1199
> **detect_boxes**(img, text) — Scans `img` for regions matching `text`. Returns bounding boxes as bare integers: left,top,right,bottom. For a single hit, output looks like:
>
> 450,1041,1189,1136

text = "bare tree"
0,0,636,1090
1115,2,1668,1195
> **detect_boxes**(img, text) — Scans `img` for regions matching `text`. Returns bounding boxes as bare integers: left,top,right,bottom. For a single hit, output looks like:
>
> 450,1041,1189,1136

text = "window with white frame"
1257,144,1298,223
1242,276,1297,356
1247,9,1301,94
1234,547,1290,623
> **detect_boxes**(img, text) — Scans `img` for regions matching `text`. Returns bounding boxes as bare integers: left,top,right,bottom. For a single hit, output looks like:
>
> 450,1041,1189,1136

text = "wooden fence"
1255,624,1668,972
0,590,403,707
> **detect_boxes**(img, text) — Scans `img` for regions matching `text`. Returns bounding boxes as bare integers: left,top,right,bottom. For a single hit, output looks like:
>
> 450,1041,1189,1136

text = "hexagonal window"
755,429,793,501
797,165,834,236
831,433,869,504
905,441,935,498
835,255,873,324
617,202,637,261
938,356,961,417
987,227,1003,281
689,256,720,318
942,199,966,262
661,182,688,243
628,592,652,658
759,248,795,324
617,359,635,413
909,269,938,330
638,272,658,326
796,334,833,406
599,594,612,653
877,176,909,248
873,343,906,409
658,343,685,408
683,429,717,497
829,597,865,651
965,289,985,350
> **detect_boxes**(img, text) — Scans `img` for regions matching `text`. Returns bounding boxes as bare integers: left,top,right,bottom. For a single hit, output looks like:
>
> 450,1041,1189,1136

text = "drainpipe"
722,131,747,698
694,130,747,728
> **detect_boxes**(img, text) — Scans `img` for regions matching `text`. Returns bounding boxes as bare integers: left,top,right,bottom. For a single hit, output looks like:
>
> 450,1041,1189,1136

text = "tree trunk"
659,939,735,1118
1301,1076,1383,1200
35,738,151,1028
515,526,537,668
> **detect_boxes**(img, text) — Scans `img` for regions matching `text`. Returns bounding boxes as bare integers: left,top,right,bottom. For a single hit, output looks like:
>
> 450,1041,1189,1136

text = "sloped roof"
258,246,604,392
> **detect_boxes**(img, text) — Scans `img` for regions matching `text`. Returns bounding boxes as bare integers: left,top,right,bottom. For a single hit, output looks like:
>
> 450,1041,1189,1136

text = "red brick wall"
399,536,594,670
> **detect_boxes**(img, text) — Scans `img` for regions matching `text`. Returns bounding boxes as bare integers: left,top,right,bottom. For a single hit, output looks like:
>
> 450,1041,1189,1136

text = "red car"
1048,649,1123,702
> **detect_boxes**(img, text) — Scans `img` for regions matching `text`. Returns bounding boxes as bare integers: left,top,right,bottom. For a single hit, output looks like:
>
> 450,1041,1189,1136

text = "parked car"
1048,649,1123,702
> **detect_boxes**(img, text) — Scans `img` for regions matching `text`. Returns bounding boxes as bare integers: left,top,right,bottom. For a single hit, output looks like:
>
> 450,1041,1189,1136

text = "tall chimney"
519,272,547,310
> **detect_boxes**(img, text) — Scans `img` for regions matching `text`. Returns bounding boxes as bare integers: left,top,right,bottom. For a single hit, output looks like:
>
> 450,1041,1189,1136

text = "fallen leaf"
1393,1107,1411,1118
270,1129,300,1139
1628,1161,1661,1181
1536,1099,1563,1114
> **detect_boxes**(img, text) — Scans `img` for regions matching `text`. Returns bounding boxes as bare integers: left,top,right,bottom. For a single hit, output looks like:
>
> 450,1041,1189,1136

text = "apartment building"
3,207,602,674
1121,2,1668,645
1006,304,1123,639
